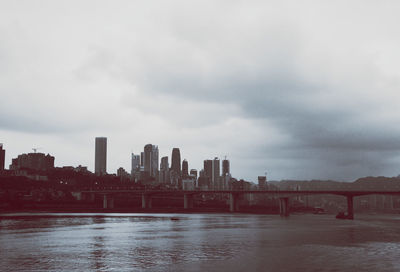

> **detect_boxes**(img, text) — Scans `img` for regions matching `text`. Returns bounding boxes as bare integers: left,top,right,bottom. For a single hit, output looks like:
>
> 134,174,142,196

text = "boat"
335,212,351,219
170,217,180,221
313,207,327,214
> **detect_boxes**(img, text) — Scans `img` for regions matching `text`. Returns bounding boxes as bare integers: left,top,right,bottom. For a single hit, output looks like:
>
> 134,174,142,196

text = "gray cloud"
2,1,400,181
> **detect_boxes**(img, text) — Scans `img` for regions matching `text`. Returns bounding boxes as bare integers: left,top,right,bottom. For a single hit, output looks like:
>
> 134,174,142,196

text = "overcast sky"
1,1,400,182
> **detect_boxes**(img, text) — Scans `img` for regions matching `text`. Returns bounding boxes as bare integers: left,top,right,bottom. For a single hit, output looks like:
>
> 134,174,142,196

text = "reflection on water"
1,213,400,271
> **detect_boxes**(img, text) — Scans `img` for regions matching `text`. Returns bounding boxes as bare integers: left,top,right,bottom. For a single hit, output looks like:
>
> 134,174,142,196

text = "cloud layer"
1,1,400,181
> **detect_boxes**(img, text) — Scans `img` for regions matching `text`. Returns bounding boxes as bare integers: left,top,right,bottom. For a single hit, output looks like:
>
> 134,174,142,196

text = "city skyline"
2,1,400,181
2,2,400,272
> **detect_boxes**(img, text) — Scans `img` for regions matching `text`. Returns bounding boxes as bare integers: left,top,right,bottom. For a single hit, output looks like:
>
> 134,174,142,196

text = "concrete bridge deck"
76,189,400,219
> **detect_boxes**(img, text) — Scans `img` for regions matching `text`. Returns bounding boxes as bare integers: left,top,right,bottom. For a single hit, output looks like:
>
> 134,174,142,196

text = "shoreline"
0,207,282,215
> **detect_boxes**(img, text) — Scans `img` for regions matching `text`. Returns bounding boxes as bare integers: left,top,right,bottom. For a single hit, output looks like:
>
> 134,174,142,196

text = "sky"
1,0,400,182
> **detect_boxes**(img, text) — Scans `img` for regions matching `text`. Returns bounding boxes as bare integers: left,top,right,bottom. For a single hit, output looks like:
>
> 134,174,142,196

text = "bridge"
76,189,400,219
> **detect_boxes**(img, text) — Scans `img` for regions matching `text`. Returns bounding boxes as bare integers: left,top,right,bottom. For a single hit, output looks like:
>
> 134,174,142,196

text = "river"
1,213,400,271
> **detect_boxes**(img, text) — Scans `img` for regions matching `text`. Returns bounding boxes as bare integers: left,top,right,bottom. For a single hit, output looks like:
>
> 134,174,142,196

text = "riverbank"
0,206,283,215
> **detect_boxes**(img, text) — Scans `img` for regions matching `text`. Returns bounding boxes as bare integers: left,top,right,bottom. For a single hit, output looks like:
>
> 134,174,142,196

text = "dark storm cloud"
125,51,400,180
2,0,400,180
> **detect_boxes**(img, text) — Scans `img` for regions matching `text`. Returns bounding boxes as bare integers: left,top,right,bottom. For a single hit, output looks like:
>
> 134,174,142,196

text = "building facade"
171,148,181,175
212,157,220,189
182,159,189,177
258,176,267,190
222,159,230,176
144,144,159,178
190,169,198,179
10,152,55,171
159,156,169,183
131,153,140,176
0,144,5,171
95,137,107,175
203,160,212,189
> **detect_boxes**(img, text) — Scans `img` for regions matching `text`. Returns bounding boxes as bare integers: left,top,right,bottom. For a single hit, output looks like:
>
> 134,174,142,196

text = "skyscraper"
144,144,152,174
131,153,140,175
212,157,220,189
160,156,169,183
95,137,107,175
144,144,159,178
0,144,5,171
171,148,181,175
151,146,159,178
203,160,212,179
182,159,189,177
203,159,212,188
189,169,198,179
222,159,230,176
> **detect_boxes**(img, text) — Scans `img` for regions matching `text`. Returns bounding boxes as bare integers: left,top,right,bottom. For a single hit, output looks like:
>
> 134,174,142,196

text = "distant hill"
268,177,400,191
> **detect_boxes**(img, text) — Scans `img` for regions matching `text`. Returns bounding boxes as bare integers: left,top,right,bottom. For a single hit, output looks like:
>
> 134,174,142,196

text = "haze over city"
2,1,400,181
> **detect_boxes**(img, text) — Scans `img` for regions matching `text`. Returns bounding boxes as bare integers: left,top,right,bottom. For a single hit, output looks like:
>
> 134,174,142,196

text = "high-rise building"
140,152,144,167
144,144,159,178
131,153,140,175
152,146,159,178
117,167,130,181
189,169,198,188
171,148,181,175
189,169,197,179
0,144,5,171
182,159,189,177
160,156,169,169
222,159,230,176
198,169,210,189
203,159,212,189
212,157,220,188
203,160,212,179
144,144,152,174
159,156,169,183
95,137,107,175
258,176,267,190
10,152,55,171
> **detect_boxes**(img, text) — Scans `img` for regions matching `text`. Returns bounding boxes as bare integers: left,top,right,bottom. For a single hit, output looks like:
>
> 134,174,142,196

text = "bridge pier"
184,194,194,209
142,194,152,209
389,195,394,210
103,195,114,209
279,197,290,217
229,193,240,212
347,195,354,220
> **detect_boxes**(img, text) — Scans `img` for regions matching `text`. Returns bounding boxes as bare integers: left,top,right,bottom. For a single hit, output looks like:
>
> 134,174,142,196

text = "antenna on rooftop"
32,147,42,153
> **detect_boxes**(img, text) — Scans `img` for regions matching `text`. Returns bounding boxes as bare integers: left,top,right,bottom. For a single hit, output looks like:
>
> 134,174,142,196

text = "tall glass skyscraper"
131,153,140,175
212,157,220,188
171,148,181,175
95,137,107,175
144,144,159,178
182,159,189,177
160,156,169,183
222,159,230,176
